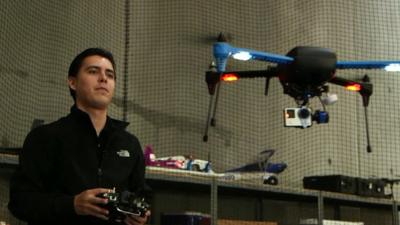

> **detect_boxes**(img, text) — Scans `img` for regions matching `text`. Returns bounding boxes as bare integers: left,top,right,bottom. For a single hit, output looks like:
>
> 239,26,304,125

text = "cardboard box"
218,219,277,225
300,218,364,225
161,212,210,225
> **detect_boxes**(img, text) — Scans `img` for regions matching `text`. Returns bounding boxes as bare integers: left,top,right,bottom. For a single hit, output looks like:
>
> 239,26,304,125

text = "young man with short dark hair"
9,48,150,225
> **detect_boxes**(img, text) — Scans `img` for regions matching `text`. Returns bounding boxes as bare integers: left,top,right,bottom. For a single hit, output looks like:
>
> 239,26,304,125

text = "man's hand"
124,210,151,225
74,188,112,220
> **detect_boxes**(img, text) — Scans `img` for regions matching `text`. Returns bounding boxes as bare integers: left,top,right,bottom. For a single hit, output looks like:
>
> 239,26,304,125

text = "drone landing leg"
203,82,221,142
203,92,214,142
211,81,222,127
360,75,373,153
363,105,372,153
264,77,271,96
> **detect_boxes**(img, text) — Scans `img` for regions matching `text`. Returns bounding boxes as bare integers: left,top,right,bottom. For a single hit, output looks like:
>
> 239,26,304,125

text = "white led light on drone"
384,63,400,72
232,51,252,61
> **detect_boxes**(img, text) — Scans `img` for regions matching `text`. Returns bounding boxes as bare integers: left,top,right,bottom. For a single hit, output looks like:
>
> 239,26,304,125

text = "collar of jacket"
69,104,129,131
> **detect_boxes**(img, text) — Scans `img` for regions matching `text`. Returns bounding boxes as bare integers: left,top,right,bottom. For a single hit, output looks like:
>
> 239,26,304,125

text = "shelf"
145,167,395,207
1,154,396,208
217,178,319,198
320,191,393,208
146,167,216,186
0,150,18,169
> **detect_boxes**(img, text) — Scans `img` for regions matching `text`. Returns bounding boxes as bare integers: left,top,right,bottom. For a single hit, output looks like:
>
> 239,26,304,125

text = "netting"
2,1,400,225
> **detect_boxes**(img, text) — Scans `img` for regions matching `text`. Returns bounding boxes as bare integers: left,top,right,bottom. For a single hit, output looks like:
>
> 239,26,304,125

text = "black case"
303,175,357,194
356,178,386,197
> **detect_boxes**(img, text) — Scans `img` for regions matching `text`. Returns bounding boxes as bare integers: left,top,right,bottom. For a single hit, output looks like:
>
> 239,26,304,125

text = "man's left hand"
124,210,151,225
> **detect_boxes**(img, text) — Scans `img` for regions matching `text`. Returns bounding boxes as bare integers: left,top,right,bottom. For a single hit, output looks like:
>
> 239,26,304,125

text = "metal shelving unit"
0,152,398,225
145,168,398,225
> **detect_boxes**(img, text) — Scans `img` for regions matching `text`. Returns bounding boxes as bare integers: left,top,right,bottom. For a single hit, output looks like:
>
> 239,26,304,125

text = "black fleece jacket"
8,105,145,225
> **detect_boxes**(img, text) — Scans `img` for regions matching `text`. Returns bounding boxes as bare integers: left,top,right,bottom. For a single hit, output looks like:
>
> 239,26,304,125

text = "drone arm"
205,68,278,95
329,76,356,86
336,61,400,70
329,76,373,106
227,68,278,79
232,47,294,64
213,43,293,72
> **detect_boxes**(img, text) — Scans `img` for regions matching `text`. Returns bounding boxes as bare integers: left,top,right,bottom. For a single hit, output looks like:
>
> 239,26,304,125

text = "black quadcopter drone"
203,34,400,153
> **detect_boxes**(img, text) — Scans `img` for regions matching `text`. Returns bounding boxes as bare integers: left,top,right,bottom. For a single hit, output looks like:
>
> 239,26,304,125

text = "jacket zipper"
97,140,104,186
97,167,103,186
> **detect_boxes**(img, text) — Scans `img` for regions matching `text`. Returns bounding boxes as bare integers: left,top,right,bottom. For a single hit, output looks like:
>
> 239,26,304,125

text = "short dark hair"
68,48,116,101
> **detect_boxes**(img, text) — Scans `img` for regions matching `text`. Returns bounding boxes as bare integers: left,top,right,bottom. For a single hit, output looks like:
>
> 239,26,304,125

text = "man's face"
68,55,116,110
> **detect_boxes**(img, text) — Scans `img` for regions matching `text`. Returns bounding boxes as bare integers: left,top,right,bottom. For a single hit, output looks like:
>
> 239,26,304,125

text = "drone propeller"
196,32,234,45
0,66,29,79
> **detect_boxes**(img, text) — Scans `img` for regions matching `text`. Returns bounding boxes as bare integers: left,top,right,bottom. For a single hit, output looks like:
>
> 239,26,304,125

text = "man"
8,48,150,225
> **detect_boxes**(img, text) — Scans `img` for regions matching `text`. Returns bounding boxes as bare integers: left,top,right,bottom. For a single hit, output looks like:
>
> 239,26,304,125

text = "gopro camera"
98,190,150,222
284,107,312,128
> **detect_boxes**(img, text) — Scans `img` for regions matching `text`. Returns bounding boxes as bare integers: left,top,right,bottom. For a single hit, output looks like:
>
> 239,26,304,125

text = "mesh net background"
2,1,400,225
